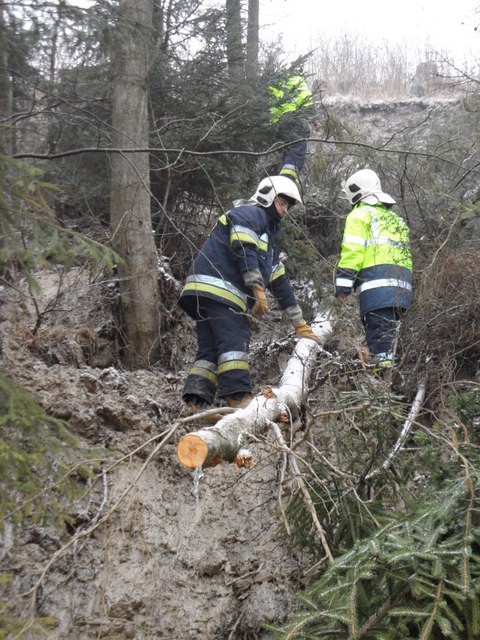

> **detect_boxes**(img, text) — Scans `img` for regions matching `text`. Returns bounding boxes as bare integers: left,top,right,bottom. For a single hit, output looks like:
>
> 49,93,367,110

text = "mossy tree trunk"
110,0,161,368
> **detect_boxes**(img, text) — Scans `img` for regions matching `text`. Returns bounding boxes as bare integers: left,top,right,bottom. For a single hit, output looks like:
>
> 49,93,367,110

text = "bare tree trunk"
246,0,259,78
0,3,13,155
177,312,333,468
110,0,161,368
225,0,244,79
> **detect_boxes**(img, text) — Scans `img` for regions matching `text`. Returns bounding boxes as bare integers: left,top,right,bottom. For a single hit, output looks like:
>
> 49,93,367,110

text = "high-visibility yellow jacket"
268,74,315,124
335,202,413,317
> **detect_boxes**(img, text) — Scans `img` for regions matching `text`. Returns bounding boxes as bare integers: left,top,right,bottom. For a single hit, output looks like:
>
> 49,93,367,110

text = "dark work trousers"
363,308,401,362
283,128,309,171
182,298,252,404
277,118,310,172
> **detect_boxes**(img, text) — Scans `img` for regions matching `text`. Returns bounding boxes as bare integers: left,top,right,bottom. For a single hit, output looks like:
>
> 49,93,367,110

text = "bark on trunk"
225,0,244,78
0,4,13,155
246,0,259,78
110,0,161,368
177,312,333,468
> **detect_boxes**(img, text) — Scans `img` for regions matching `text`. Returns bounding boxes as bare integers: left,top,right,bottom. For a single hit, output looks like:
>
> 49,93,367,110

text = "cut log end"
177,434,209,469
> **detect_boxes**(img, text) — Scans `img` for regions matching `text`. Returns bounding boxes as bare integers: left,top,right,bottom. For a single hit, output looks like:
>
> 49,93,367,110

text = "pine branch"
347,579,412,640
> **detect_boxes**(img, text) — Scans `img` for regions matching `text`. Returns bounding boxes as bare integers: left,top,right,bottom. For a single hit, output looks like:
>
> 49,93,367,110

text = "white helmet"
340,169,395,205
251,175,303,208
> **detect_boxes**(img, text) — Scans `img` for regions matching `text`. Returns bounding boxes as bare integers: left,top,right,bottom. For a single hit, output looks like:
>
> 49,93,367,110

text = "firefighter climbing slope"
334,169,413,370
178,175,320,416
268,70,319,186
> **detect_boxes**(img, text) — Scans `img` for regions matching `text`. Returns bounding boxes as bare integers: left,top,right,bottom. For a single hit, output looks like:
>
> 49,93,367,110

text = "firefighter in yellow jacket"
268,72,319,186
335,169,413,369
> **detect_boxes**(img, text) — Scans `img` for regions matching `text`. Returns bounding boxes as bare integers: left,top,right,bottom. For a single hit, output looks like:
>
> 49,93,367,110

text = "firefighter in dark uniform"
179,175,319,412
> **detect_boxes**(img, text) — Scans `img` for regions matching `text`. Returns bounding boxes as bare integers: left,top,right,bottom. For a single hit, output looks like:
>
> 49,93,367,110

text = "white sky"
260,0,480,65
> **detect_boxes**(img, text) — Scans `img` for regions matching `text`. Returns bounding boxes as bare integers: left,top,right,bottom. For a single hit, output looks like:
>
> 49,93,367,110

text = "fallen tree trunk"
177,311,333,469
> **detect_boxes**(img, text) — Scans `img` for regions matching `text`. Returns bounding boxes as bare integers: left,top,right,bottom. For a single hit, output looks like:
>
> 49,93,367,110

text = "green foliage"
277,217,320,280
447,387,480,430
268,477,480,639
0,156,120,278
0,373,96,531
402,248,480,384
284,385,414,553
267,365,480,640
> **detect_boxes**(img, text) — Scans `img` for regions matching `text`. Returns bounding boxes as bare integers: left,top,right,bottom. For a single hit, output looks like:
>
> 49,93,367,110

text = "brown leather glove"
251,286,269,317
294,321,320,344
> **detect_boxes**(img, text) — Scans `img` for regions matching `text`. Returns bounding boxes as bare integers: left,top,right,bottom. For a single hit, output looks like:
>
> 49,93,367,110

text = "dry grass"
399,247,480,400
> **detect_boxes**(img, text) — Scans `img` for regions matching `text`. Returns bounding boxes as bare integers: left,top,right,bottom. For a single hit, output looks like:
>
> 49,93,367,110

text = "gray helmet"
340,169,395,205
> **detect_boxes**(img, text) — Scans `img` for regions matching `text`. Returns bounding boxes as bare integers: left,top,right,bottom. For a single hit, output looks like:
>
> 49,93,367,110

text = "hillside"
1,96,479,640
1,264,335,638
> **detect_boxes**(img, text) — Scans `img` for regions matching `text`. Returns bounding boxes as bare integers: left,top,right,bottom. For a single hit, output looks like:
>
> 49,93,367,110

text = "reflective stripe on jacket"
268,74,315,124
335,202,413,316
179,204,298,317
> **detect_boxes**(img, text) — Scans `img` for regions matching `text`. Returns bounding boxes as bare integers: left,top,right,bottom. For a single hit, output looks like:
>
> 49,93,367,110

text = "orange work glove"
251,286,269,317
294,321,320,344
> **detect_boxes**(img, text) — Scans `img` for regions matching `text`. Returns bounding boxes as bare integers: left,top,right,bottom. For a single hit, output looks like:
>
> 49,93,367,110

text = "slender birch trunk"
177,312,333,468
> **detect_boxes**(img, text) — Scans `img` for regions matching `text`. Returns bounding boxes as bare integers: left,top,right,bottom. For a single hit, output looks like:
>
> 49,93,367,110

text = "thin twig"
347,580,412,640
366,374,427,480
276,434,291,535
269,421,333,564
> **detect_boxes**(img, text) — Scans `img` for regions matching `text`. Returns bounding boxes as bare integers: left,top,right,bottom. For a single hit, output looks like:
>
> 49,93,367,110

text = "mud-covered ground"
0,267,339,639
2,93,476,639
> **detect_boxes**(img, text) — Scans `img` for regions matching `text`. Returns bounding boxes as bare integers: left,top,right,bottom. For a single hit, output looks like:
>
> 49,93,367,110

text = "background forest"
1,1,480,639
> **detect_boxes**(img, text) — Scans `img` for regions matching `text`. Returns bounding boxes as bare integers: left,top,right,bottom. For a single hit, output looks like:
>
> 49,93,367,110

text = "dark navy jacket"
179,203,298,319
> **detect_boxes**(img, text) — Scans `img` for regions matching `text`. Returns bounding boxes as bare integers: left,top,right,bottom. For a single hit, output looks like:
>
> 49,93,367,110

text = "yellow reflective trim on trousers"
217,360,250,374
280,167,299,180
190,366,218,385
182,281,247,312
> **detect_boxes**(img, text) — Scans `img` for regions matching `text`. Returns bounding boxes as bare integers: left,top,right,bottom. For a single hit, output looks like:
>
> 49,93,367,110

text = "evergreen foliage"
0,155,119,283
269,464,480,638
0,372,97,530
267,379,480,639
275,216,325,314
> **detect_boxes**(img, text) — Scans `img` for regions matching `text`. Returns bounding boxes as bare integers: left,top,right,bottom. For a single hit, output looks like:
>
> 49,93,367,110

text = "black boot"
183,394,223,424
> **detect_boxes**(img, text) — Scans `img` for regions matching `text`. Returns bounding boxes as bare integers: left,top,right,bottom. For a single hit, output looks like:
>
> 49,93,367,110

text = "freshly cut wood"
177,312,332,469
